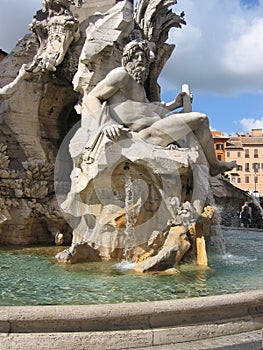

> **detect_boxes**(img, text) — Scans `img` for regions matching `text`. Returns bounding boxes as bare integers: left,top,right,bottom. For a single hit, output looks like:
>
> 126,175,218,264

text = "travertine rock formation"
0,0,249,273
0,0,116,244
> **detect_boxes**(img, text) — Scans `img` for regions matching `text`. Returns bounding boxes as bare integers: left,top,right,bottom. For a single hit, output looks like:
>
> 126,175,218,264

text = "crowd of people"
239,199,263,229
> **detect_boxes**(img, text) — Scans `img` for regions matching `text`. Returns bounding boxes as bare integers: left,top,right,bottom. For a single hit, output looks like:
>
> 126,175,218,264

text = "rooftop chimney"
251,129,262,137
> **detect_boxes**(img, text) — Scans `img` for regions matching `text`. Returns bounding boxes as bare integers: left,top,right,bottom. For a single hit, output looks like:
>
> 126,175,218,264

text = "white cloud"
240,117,263,132
161,0,263,95
223,17,263,75
1,0,263,98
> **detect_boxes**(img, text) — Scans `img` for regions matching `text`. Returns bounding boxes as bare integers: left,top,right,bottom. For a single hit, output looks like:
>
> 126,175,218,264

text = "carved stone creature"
42,0,83,14
0,0,81,99
28,0,80,73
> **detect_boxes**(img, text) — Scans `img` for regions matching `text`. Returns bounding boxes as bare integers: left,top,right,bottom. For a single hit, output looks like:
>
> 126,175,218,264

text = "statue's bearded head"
122,40,155,84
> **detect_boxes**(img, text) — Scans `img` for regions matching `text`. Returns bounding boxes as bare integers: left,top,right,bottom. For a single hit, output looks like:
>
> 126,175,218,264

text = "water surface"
0,228,262,306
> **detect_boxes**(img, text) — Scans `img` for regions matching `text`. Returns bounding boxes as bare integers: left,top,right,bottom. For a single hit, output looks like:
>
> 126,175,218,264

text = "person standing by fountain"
239,202,252,228
83,39,236,177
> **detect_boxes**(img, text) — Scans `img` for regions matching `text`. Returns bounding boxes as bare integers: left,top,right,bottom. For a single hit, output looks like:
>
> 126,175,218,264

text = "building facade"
212,131,229,161
213,129,263,197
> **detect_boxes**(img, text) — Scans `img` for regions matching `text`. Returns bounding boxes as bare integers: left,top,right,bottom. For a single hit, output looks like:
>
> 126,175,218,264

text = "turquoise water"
0,228,262,306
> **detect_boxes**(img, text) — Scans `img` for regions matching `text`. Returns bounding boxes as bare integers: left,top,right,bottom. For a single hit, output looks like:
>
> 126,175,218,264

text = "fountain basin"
0,290,262,349
0,227,263,348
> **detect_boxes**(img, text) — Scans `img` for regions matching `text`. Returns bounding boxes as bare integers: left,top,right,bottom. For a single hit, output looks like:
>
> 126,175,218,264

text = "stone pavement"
135,330,262,350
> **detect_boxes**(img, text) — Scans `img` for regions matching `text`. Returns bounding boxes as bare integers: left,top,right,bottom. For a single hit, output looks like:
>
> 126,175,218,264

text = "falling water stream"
210,225,226,255
123,163,135,260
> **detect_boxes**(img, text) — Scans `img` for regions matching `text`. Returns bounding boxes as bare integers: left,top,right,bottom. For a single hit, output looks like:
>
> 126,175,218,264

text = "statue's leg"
139,111,236,176
188,114,236,176
138,112,205,147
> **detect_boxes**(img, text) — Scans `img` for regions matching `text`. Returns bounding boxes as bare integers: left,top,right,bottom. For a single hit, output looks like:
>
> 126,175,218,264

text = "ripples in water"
0,228,262,305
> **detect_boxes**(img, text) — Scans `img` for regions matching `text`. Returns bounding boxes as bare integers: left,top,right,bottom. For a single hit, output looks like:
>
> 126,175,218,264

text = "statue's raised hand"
174,92,186,108
164,92,188,111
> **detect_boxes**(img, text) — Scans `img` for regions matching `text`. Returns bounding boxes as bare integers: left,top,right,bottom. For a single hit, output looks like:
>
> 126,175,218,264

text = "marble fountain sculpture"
0,0,239,272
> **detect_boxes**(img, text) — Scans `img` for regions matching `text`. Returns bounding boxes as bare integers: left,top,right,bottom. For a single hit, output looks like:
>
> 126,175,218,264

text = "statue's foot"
165,142,179,150
210,160,236,176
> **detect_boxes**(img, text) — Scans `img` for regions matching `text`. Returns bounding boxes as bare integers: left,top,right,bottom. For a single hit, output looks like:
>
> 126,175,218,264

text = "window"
236,165,242,171
217,155,222,161
231,177,237,184
253,163,260,172
245,163,249,172
255,176,258,184
237,178,241,183
245,176,250,184
227,151,230,157
254,149,259,158
237,151,241,157
216,144,224,150
261,163,263,169
245,149,249,158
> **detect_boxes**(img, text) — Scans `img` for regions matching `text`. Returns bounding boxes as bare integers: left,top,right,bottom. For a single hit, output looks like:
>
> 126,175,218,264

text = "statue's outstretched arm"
0,64,32,100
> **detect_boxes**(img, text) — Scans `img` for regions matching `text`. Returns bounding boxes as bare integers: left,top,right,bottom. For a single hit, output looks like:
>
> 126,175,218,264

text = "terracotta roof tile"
241,137,263,144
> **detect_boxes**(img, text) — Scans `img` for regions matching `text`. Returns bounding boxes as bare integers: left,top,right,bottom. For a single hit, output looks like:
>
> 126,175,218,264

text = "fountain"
0,1,262,348
0,0,246,266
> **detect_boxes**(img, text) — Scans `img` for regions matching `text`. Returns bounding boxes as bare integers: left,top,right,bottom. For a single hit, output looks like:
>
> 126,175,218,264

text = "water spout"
123,162,130,171
123,163,134,260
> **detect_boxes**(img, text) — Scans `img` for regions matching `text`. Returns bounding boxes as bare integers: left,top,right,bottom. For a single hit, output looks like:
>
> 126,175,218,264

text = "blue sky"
160,0,263,135
0,0,263,135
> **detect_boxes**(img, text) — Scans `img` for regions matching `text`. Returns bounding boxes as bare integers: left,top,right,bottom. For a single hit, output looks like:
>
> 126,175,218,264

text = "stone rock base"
55,242,101,263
